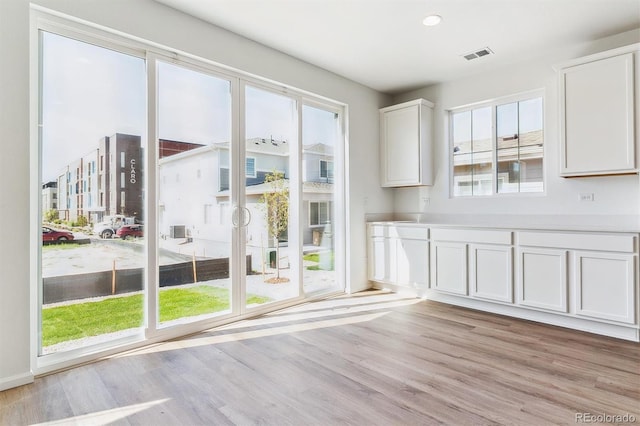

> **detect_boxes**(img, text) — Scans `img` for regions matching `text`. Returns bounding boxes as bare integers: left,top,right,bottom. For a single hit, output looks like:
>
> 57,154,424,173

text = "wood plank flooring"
1,290,639,425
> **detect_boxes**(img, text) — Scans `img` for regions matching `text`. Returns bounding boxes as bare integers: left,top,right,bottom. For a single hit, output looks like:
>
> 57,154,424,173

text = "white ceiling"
155,0,640,94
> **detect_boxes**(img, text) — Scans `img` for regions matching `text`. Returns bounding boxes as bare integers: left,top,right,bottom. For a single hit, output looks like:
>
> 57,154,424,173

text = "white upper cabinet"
559,46,638,176
380,98,434,187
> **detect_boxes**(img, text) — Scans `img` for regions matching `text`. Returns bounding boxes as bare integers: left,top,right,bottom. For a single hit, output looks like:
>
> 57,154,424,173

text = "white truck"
94,215,137,239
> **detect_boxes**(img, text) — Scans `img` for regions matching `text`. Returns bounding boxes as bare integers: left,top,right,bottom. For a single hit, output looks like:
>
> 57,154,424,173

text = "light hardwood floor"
1,290,639,425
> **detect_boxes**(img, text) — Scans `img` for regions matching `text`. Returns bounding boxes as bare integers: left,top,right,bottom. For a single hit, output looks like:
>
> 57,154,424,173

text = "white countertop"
366,213,640,233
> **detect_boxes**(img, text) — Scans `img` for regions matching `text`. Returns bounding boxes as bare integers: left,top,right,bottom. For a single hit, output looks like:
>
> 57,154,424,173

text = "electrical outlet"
579,193,595,202
422,197,430,205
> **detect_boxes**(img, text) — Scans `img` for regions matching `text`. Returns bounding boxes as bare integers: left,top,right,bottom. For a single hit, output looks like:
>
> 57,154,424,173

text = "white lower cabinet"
368,223,639,341
369,236,393,283
575,251,636,324
396,238,429,289
430,229,513,299
518,247,568,312
470,244,513,303
367,223,428,291
431,242,467,295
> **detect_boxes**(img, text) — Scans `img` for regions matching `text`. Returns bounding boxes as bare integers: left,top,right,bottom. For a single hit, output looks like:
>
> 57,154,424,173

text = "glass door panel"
302,104,341,295
39,31,146,354
244,85,299,307
157,61,233,326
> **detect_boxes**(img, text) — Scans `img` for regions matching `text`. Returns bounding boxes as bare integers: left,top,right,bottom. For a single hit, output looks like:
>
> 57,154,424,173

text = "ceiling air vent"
462,47,494,61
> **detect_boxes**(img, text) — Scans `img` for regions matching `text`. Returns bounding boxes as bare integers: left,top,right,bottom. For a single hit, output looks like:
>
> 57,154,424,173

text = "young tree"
43,209,58,223
260,170,289,283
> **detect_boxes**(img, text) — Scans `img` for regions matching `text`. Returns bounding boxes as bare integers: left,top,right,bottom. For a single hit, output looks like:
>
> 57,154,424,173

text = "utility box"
312,230,322,246
170,225,186,238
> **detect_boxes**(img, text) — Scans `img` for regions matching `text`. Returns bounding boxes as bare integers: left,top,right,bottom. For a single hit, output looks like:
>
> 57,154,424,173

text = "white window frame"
449,89,545,198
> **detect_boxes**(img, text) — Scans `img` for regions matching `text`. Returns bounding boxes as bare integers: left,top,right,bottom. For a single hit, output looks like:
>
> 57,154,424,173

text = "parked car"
94,214,137,239
42,226,74,242
116,224,143,239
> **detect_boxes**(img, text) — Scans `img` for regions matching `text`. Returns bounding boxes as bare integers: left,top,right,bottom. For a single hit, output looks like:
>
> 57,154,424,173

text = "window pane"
245,86,298,304
157,61,233,326
497,102,519,192
496,157,520,193
302,105,340,295
497,102,518,150
452,111,471,154
472,107,492,154
246,157,256,178
519,158,544,192
310,202,319,226
519,98,544,192
496,97,544,194
453,153,473,197
40,31,146,354
472,157,493,196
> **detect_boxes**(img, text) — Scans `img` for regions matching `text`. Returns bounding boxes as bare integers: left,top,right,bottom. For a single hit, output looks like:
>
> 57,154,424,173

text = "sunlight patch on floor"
31,398,171,426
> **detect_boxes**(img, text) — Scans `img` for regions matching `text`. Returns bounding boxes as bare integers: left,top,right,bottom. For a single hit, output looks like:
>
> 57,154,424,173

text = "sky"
41,31,338,182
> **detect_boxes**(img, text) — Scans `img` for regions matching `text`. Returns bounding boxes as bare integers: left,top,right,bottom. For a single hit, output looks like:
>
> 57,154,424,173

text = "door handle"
231,205,240,228
242,207,251,227
231,206,251,228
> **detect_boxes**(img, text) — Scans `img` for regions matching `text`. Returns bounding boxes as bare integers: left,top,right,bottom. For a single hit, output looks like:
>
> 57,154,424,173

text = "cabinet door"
575,252,636,324
369,237,393,283
396,238,429,288
470,245,513,303
381,104,421,186
431,242,467,295
518,248,568,312
561,53,635,175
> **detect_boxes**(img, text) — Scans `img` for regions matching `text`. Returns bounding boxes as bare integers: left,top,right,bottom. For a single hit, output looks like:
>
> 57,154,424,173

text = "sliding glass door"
301,104,342,295
156,61,234,326
39,30,146,354
243,85,300,308
37,21,345,364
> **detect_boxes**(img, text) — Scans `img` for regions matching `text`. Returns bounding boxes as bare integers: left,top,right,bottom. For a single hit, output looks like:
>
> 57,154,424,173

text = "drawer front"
394,226,429,240
431,228,512,245
368,224,387,237
368,224,428,240
518,231,636,252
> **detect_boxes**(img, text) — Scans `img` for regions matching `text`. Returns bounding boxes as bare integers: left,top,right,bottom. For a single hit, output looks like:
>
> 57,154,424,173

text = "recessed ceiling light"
422,15,442,26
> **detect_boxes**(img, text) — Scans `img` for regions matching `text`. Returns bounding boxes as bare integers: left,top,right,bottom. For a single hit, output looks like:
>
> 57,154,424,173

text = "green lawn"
42,286,270,347
303,251,334,271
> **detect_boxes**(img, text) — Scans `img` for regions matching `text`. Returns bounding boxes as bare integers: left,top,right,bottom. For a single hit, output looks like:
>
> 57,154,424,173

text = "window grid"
451,94,544,197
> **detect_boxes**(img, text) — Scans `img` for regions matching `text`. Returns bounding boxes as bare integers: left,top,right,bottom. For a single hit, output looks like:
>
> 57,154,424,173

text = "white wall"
392,29,640,230
0,0,32,391
0,0,392,390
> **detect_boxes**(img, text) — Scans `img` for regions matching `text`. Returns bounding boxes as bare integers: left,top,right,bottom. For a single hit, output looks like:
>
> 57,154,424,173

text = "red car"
42,226,74,242
116,224,143,239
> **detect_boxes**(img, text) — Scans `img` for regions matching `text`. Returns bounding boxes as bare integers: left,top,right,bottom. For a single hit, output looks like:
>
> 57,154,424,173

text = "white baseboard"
0,371,34,392
425,290,640,342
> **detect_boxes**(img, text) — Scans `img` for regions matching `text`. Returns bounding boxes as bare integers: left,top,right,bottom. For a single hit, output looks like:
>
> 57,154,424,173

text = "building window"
451,92,544,197
246,157,256,178
121,172,126,188
120,151,125,168
310,201,332,226
204,204,213,225
320,160,333,180
219,202,229,225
